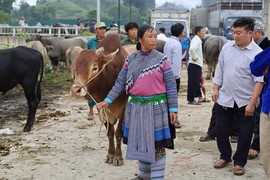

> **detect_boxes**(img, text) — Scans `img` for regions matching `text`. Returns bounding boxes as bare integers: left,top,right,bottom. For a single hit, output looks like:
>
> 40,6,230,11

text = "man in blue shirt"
247,22,270,159
86,22,106,120
250,46,270,179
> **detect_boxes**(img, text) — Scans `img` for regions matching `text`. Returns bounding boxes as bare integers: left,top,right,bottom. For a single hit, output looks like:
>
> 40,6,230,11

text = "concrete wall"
0,36,26,47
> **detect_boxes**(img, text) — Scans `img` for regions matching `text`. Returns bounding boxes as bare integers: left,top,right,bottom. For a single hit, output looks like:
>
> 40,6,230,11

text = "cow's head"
45,45,60,66
70,47,118,97
25,34,42,43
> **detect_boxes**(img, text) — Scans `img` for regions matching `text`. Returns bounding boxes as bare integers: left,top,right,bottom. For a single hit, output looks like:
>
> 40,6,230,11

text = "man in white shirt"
19,17,25,26
36,20,42,33
157,27,168,42
212,17,264,176
187,26,205,105
164,23,184,128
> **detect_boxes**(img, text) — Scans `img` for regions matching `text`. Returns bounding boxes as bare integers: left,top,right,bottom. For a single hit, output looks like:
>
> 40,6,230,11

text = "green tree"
36,0,48,6
0,0,16,13
122,0,150,16
18,1,30,19
86,7,97,20
38,3,56,20
0,10,11,23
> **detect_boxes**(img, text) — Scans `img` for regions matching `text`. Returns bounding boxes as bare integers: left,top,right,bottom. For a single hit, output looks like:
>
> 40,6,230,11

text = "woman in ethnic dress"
97,24,178,180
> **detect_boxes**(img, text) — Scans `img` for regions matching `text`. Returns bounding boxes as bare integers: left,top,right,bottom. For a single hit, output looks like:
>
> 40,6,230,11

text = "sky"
22,0,202,9
155,0,202,9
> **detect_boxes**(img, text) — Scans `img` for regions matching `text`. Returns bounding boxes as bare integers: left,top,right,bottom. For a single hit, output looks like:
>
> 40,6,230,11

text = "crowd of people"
84,17,270,179
17,15,268,179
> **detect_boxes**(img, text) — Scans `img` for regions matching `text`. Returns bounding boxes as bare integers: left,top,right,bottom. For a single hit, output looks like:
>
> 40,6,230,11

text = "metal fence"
0,26,87,37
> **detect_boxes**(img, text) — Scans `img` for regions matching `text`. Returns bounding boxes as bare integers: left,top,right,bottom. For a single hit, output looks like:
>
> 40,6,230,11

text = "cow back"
27,41,49,66
0,46,43,93
203,35,227,64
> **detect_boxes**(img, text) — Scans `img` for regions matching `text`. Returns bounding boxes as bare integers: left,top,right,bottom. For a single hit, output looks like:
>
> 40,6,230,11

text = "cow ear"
103,48,119,64
96,47,104,58
45,45,54,50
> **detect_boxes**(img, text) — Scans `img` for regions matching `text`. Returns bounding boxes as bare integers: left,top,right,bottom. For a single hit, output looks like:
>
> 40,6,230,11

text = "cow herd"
0,33,227,165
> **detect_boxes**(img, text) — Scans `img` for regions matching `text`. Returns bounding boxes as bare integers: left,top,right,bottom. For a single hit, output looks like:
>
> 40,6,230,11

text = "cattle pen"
0,25,84,37
0,25,90,47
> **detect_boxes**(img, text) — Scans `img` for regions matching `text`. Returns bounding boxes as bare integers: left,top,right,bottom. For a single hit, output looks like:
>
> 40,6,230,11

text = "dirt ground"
0,65,266,180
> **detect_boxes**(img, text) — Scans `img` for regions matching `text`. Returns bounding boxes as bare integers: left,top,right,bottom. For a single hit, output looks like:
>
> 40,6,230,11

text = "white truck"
150,9,190,36
207,1,263,40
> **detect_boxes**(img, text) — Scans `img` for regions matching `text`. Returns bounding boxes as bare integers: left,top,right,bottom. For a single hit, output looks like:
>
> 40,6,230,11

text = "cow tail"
218,40,223,55
66,50,71,69
37,53,44,102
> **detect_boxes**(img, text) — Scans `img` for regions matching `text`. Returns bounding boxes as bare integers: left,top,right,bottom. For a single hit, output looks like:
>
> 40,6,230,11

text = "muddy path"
0,68,266,180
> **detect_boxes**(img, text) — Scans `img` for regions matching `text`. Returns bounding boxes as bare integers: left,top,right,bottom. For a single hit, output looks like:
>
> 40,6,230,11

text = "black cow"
0,46,43,132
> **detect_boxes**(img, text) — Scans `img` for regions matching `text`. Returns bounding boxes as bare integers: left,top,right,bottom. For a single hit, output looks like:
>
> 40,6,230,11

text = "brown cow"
70,34,128,166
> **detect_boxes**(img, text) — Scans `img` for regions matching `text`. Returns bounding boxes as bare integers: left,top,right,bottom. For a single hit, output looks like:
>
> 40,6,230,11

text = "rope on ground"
75,80,111,144
173,153,200,165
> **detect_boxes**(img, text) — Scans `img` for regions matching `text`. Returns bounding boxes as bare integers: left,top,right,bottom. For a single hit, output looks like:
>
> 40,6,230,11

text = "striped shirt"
105,50,178,113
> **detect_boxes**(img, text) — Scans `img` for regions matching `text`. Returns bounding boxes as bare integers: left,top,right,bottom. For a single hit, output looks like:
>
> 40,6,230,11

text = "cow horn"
96,47,104,57
103,48,119,65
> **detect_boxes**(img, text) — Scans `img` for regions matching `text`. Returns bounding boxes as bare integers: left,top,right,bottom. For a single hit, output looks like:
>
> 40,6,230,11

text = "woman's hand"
96,101,109,109
169,112,178,125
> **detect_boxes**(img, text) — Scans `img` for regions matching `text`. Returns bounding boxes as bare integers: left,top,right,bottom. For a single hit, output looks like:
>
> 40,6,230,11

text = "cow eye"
93,67,98,71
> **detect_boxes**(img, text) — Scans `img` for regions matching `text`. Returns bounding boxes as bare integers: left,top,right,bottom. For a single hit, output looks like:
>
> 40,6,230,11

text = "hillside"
42,0,93,18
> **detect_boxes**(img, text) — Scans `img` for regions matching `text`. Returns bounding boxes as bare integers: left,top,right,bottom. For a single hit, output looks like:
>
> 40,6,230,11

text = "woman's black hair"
136,24,155,50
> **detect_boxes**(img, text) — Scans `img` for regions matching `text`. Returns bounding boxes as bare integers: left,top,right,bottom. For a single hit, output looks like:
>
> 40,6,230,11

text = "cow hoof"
23,126,32,132
105,154,114,164
113,157,124,166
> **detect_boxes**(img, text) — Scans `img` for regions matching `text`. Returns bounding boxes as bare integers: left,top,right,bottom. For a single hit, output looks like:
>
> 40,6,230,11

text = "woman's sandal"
213,159,232,168
233,165,245,175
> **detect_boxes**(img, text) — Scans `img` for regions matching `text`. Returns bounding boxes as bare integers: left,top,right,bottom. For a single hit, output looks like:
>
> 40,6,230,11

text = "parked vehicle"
207,1,263,40
150,8,190,36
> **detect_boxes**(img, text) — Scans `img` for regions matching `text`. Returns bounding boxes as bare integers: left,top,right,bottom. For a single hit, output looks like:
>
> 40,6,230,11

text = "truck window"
155,20,187,37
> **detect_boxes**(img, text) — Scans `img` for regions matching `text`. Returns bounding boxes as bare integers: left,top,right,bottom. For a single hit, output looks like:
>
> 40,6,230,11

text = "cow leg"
68,66,72,81
105,122,115,164
113,114,124,166
206,63,212,80
23,87,39,132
